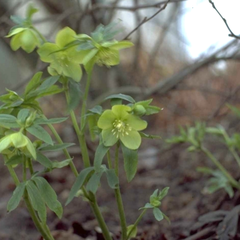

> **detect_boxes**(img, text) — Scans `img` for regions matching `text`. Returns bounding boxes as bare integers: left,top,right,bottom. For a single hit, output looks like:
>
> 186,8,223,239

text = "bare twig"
142,39,239,99
209,0,240,40
124,0,170,40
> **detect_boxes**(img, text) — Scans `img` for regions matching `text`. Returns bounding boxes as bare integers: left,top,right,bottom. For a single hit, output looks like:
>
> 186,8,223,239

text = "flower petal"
109,41,134,50
0,135,12,153
98,110,116,129
102,128,118,147
38,43,60,62
20,29,37,53
10,34,22,51
62,62,82,82
56,27,76,47
11,132,28,148
120,130,141,150
126,115,147,131
112,105,131,119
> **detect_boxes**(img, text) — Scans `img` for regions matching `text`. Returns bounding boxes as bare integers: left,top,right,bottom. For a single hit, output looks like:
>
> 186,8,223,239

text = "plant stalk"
126,209,147,240
201,147,240,189
114,144,127,240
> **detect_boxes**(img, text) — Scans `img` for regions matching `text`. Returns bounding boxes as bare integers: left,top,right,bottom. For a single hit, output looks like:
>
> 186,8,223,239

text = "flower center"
112,119,132,138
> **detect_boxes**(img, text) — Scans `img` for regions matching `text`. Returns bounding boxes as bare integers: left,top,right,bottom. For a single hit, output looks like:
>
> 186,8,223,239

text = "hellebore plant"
167,118,240,199
1,5,169,240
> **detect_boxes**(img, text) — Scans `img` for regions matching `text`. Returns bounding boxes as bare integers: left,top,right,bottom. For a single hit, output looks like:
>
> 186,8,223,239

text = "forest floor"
0,135,239,240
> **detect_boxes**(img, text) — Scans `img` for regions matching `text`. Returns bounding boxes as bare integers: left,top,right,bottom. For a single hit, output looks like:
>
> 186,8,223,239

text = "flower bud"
133,105,146,116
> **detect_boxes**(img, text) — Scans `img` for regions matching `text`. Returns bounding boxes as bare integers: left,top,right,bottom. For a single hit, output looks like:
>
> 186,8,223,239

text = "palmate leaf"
36,151,52,169
7,182,26,212
26,180,46,224
39,143,75,151
24,72,43,96
26,124,53,145
105,93,135,104
33,177,63,218
105,169,119,189
0,114,19,128
86,170,104,194
122,144,138,182
66,167,94,205
153,208,164,221
94,144,109,170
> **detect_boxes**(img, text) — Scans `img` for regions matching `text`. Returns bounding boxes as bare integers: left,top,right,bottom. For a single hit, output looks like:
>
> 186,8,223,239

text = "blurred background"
1,0,240,239
1,0,240,137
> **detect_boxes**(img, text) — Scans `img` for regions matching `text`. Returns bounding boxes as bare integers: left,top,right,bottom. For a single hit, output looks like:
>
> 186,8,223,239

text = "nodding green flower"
6,28,40,53
0,132,36,159
97,105,147,150
78,40,134,71
37,27,83,82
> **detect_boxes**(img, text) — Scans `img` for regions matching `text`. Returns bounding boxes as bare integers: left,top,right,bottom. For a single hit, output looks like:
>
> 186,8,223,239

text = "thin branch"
124,0,170,40
142,39,239,99
209,0,240,40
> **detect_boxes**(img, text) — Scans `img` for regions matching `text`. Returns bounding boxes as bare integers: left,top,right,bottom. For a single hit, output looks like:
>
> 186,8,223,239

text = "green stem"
80,70,92,128
47,123,79,177
28,158,34,175
24,191,55,240
201,147,240,189
114,144,127,240
126,209,147,240
222,131,240,168
229,148,240,168
6,163,54,240
89,192,112,240
107,151,112,169
23,155,27,181
64,83,90,168
6,164,20,186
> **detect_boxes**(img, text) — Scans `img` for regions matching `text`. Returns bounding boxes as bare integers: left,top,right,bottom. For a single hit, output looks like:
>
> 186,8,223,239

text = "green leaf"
162,212,171,224
94,144,109,169
86,171,104,194
158,187,169,200
26,4,38,20
39,143,74,151
10,15,24,25
140,132,161,139
139,203,154,210
105,94,135,103
26,180,46,224
33,177,63,218
35,85,63,99
205,127,224,135
24,72,43,96
17,109,30,123
34,117,68,125
52,159,72,169
26,76,60,99
26,124,53,145
0,114,19,128
127,224,137,239
105,169,119,189
5,155,23,166
88,105,103,115
7,182,26,212
36,151,52,169
122,144,138,182
68,80,82,111
153,208,164,221
66,167,94,205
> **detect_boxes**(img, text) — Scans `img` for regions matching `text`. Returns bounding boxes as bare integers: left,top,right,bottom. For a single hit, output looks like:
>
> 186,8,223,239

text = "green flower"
0,132,36,159
77,40,133,72
6,28,40,53
97,105,147,150
37,27,83,82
